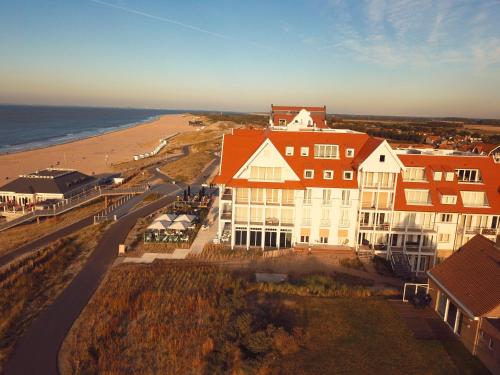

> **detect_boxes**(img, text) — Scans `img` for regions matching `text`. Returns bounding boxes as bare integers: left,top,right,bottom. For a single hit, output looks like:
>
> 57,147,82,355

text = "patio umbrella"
168,221,190,231
155,213,177,222
174,214,196,223
147,220,171,231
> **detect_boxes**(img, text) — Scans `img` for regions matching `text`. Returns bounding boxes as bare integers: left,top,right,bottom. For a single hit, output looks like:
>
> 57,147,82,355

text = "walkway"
388,300,456,340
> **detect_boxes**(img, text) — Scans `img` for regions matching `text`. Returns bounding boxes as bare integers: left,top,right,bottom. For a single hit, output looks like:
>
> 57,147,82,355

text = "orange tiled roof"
214,128,371,189
428,235,500,318
395,154,500,214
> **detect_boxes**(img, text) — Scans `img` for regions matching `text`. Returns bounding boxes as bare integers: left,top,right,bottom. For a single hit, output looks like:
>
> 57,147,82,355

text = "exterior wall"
476,319,500,375
430,279,479,354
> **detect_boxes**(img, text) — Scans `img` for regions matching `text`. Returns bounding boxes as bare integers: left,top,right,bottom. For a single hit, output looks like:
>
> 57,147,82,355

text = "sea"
0,105,185,154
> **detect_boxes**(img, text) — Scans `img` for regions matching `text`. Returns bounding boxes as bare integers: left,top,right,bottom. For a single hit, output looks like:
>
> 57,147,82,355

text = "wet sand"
0,114,194,183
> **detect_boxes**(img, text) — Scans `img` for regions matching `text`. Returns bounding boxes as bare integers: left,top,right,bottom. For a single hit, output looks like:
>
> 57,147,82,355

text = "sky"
1,0,500,118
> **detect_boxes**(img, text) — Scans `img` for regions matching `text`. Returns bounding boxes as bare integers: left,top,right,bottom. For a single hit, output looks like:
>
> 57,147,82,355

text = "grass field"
60,262,486,374
0,224,106,370
0,199,105,257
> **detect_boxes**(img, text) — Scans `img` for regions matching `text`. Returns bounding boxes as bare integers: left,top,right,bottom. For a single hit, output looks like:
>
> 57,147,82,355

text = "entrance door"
279,231,292,248
265,231,277,248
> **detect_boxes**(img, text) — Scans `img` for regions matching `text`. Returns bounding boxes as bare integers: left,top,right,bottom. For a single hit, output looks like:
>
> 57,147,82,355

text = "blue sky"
1,0,500,118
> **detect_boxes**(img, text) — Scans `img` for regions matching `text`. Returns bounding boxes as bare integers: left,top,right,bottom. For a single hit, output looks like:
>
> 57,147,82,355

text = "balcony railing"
320,219,330,227
221,212,232,220
221,189,232,200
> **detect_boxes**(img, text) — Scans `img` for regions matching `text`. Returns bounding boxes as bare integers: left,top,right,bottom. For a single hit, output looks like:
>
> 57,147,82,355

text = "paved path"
4,191,180,375
4,157,220,375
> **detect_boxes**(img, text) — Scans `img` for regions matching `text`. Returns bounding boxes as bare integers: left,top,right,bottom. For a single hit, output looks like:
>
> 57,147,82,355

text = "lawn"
60,262,487,374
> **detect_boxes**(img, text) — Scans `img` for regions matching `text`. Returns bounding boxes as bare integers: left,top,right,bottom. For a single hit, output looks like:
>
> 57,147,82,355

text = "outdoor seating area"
144,212,198,244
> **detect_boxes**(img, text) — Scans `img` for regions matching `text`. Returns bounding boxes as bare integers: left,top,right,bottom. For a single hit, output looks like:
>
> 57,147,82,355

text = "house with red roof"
213,105,500,278
269,105,328,129
427,235,500,374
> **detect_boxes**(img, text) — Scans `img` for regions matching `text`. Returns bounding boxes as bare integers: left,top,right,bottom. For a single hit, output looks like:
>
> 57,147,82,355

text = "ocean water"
0,105,184,154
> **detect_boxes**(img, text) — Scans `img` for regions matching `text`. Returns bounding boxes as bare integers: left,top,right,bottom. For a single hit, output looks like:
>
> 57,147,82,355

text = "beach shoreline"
0,113,195,183
0,114,164,156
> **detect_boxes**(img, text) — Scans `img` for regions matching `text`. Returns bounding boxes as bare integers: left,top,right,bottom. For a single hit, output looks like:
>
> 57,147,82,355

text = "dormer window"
445,172,454,181
455,169,482,183
278,119,287,126
403,167,426,182
346,148,355,158
379,155,386,162
285,146,294,156
433,171,442,181
343,171,353,180
441,195,457,204
300,147,309,156
304,169,314,179
323,170,334,180
314,144,338,159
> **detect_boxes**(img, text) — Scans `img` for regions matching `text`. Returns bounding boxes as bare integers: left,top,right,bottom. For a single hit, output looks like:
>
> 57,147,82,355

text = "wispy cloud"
320,0,500,69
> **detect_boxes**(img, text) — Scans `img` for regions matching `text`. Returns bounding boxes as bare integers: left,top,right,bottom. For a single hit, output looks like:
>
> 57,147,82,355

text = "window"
235,229,247,246
278,119,287,126
403,167,426,181
323,170,333,180
285,146,294,156
460,191,488,207
404,189,430,205
339,208,350,227
250,207,263,223
249,229,262,247
303,189,312,204
235,207,248,222
320,236,328,244
250,166,282,181
341,190,351,206
282,190,294,205
265,189,279,204
343,171,353,180
300,235,309,243
456,169,482,183
235,188,249,204
440,214,453,222
441,195,457,205
265,207,279,225
445,172,454,181
433,171,442,181
320,208,330,226
281,208,293,225
346,148,354,157
314,144,339,159
250,188,264,204
302,207,311,225
438,233,450,243
304,169,314,179
322,189,332,205
300,147,309,156
379,154,386,162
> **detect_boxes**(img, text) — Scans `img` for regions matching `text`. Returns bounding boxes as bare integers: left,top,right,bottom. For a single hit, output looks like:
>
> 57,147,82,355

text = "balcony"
221,189,232,201
362,183,395,190
265,218,279,226
481,228,498,236
221,212,232,220
320,219,330,227
360,223,390,231
281,221,294,227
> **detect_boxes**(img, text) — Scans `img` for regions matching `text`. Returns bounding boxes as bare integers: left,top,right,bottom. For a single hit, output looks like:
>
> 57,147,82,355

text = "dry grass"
339,256,366,271
0,199,105,257
0,224,106,370
161,147,216,183
60,262,486,374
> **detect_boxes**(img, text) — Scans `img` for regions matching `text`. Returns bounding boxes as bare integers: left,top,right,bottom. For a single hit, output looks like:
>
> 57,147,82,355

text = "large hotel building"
213,105,500,276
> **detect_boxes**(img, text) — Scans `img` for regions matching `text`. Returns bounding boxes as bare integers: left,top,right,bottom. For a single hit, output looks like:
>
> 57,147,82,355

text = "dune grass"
60,262,486,374
0,224,106,371
0,199,105,257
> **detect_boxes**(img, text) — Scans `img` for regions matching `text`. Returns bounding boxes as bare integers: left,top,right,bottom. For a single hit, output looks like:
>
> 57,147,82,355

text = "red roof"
395,154,500,214
214,128,371,189
271,105,327,129
428,235,500,318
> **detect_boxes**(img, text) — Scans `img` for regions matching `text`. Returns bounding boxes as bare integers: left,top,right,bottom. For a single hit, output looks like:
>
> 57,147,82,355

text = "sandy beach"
0,114,194,183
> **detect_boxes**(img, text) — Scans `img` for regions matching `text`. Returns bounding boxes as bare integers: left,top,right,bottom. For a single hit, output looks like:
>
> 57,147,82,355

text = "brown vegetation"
0,224,106,370
60,261,485,374
0,199,105,257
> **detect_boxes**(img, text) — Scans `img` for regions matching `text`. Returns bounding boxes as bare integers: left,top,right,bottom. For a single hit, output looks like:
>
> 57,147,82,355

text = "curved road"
4,158,219,375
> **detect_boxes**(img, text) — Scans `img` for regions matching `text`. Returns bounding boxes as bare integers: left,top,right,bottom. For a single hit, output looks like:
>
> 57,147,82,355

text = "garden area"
59,261,487,374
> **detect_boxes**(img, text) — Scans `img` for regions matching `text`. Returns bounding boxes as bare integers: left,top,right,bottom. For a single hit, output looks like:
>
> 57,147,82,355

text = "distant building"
0,168,97,206
213,104,500,277
269,105,327,129
424,135,441,145
427,235,500,374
